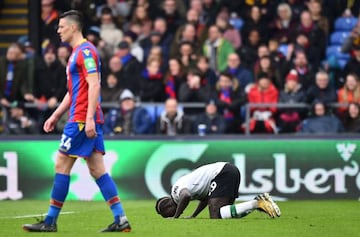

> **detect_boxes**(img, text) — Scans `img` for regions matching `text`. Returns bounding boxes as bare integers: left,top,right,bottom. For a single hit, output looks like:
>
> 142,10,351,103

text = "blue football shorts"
59,122,105,158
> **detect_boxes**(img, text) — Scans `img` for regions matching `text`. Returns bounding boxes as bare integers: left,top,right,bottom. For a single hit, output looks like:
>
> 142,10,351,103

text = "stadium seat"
329,31,351,45
229,17,244,30
338,59,348,69
334,17,358,31
326,45,351,60
278,44,288,56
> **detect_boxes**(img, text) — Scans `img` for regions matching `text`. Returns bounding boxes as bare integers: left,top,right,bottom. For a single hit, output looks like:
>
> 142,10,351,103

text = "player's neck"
70,33,86,48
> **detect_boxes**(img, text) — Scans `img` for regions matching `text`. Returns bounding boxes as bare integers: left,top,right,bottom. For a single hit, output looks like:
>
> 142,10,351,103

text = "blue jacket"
103,106,153,135
299,115,344,134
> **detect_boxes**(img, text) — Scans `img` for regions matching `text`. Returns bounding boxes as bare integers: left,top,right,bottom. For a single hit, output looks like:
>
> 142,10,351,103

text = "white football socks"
220,200,258,219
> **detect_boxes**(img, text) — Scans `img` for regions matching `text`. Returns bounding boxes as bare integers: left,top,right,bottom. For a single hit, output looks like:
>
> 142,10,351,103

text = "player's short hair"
155,197,177,218
59,10,84,31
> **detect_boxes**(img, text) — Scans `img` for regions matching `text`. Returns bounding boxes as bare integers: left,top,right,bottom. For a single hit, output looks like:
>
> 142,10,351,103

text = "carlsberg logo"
146,143,360,199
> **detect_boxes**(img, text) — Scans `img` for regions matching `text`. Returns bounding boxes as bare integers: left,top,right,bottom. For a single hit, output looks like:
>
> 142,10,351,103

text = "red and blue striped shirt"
66,40,104,123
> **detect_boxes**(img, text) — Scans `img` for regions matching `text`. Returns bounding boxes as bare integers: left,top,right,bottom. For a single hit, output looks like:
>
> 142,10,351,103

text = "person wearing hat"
5,101,38,134
278,69,306,133
103,89,153,135
114,40,142,96
123,30,144,63
99,7,123,56
86,25,113,61
193,99,226,135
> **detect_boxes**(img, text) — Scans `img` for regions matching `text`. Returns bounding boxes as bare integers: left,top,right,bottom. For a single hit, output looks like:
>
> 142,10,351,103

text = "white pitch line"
2,211,75,219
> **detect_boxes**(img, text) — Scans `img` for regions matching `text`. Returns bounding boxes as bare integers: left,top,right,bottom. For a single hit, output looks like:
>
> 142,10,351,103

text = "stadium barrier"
0,135,359,201
1,102,348,135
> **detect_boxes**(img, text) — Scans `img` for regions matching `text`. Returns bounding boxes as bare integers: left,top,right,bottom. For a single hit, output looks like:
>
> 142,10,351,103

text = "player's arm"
51,92,71,120
85,73,100,137
189,198,208,218
86,73,100,120
43,92,70,133
173,189,191,218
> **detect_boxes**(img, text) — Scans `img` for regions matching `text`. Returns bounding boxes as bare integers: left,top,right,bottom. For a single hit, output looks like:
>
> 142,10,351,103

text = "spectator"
177,41,197,71
237,29,262,69
141,18,173,65
86,26,113,62
202,0,220,27
203,25,234,73
40,0,59,47
343,45,360,78
103,89,153,135
321,54,344,90
196,56,218,89
337,73,360,116
341,13,360,54
56,43,72,67
241,6,269,46
188,0,207,25
164,58,186,99
343,102,360,133
277,69,306,133
0,43,33,107
173,8,208,52
193,99,226,135
289,32,322,70
307,0,329,36
99,7,124,56
298,101,344,134
155,98,192,135
106,56,123,87
128,4,153,39
178,69,212,103
101,73,123,103
123,30,144,63
5,101,38,135
293,10,326,60
254,55,282,89
215,72,247,133
246,73,279,134
285,50,315,90
268,38,287,78
96,0,130,27
215,11,242,50
32,44,67,128
146,45,167,73
225,53,253,93
114,41,142,96
139,58,166,102
170,23,202,58
285,0,306,20
305,71,337,105
269,3,297,44
157,0,184,35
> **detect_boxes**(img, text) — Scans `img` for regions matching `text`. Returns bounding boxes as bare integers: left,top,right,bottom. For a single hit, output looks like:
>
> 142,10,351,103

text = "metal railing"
1,102,348,135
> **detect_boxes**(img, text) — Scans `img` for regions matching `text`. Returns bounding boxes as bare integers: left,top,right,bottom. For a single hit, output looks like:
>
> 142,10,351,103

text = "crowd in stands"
1,0,360,135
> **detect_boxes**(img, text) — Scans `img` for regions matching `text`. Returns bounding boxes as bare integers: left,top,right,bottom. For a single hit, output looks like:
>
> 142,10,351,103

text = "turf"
0,200,358,237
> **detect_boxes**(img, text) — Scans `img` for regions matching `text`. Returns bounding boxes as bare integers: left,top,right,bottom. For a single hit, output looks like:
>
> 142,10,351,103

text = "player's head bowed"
155,197,177,218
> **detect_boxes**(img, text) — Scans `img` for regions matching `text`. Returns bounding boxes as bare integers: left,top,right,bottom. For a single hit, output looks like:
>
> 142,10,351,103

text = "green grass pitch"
0,200,358,236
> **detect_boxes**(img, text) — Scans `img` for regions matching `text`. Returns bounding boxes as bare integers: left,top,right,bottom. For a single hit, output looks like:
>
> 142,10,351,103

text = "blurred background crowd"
1,0,360,136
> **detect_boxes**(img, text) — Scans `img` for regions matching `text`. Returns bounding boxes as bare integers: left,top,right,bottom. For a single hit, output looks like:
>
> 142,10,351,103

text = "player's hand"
85,118,97,138
43,116,57,133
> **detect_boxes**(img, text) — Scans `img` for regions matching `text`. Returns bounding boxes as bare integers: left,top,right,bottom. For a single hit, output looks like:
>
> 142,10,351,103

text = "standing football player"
156,162,281,219
23,10,131,232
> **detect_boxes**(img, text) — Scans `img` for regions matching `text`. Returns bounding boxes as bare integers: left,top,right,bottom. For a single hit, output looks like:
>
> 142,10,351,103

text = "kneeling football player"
155,162,281,219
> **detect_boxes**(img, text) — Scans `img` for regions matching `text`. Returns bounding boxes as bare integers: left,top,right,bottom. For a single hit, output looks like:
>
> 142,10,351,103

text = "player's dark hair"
155,197,176,218
59,10,83,31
